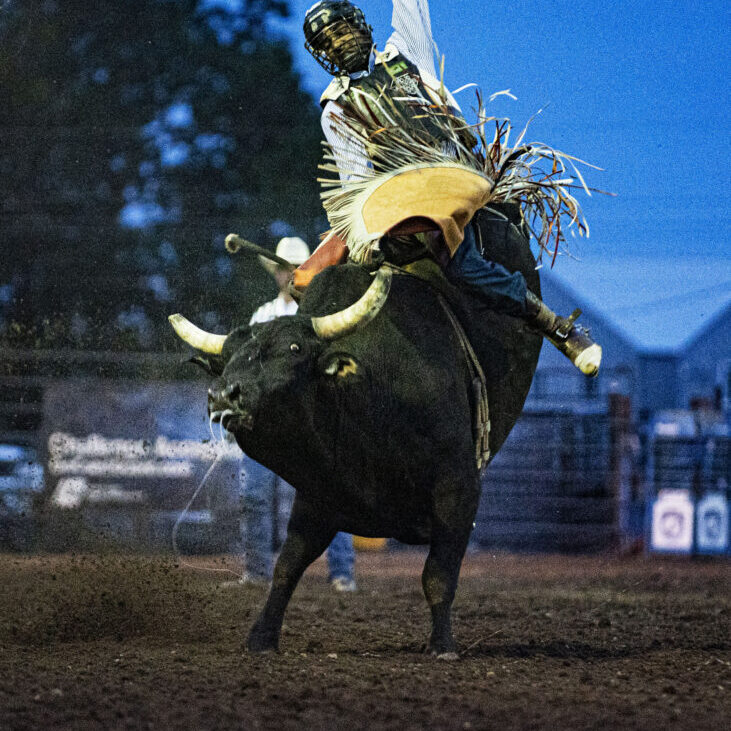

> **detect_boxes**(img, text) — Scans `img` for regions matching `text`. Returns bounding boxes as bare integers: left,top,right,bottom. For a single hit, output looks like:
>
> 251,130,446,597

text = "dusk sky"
274,0,729,348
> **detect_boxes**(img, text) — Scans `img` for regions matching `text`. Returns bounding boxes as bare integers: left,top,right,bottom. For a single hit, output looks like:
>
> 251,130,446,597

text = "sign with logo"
695,492,729,554
649,489,694,553
41,381,241,549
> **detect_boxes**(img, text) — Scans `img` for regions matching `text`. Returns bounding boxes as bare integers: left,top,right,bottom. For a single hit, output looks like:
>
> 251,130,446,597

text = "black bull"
185,209,542,657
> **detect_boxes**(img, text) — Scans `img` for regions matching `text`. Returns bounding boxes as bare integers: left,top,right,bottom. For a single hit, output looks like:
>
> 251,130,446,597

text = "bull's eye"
290,343,301,354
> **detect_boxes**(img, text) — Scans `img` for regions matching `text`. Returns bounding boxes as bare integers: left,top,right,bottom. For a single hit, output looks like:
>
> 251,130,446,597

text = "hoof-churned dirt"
0,551,728,730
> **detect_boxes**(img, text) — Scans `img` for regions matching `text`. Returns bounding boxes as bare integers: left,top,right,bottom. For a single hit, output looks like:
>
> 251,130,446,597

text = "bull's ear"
320,353,361,380
187,354,226,376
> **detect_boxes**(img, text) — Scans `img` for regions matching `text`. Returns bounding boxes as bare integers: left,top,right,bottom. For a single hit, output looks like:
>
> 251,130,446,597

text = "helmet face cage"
304,1,373,75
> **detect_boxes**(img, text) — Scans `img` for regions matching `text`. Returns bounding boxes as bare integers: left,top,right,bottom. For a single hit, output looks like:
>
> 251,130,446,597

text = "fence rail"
474,395,634,554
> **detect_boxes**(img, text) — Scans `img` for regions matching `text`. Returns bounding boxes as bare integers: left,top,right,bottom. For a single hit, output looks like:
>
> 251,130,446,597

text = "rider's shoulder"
377,43,400,64
320,75,351,105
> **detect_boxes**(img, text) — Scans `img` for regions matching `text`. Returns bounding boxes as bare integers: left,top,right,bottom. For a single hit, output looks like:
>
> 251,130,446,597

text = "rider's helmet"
303,0,373,76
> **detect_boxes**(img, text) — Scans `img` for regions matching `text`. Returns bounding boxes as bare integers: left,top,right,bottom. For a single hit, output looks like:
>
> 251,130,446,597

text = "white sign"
42,382,242,513
48,432,238,480
696,493,728,553
650,489,694,553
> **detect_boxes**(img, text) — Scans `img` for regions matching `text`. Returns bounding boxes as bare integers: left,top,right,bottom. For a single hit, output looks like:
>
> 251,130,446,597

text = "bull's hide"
302,203,542,460
464,203,542,456
184,204,543,655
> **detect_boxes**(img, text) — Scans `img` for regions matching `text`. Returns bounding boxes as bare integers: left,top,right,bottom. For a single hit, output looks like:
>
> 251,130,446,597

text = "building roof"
545,255,731,353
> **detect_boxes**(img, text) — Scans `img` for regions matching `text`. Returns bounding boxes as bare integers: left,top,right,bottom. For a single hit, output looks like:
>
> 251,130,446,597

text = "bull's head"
168,267,392,444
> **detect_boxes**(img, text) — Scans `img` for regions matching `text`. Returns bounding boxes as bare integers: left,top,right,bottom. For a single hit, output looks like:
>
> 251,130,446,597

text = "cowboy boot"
525,291,602,376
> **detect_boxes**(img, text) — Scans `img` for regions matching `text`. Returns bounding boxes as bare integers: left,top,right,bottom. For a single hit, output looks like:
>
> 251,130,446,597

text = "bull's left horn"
311,266,392,340
168,314,226,354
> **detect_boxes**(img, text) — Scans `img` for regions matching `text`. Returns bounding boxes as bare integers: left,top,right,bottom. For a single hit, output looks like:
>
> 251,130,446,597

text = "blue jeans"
445,222,527,316
240,455,355,581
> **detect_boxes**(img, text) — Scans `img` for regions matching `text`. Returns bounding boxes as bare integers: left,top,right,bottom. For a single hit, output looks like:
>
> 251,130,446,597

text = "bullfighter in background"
225,236,357,593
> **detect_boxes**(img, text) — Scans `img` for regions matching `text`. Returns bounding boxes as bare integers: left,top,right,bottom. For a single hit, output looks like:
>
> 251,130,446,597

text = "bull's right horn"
168,314,226,354
311,266,392,340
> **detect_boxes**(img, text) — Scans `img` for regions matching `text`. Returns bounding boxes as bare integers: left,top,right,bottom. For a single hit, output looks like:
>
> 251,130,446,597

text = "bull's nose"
223,383,240,400
207,382,248,427
208,382,240,404
207,386,230,414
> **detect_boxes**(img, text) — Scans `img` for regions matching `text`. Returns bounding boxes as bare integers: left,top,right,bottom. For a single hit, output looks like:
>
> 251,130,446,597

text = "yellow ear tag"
325,356,359,378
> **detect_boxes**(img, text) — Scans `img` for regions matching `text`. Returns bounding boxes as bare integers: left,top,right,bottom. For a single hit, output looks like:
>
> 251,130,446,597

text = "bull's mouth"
209,407,254,432
208,384,255,433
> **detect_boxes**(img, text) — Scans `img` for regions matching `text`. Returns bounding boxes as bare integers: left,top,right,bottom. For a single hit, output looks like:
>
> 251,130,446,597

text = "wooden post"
608,393,633,552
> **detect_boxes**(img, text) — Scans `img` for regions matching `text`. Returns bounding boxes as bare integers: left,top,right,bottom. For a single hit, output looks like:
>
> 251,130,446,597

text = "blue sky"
274,0,729,347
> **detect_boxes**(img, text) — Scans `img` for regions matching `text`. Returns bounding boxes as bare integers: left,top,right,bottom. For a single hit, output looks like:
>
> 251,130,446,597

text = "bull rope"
435,296,491,471
383,262,491,471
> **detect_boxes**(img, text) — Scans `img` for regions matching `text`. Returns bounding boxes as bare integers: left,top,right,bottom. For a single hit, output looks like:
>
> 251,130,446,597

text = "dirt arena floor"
0,551,728,730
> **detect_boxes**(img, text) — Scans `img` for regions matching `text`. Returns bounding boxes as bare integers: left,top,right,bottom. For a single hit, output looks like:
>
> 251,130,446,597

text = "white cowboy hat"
259,236,311,274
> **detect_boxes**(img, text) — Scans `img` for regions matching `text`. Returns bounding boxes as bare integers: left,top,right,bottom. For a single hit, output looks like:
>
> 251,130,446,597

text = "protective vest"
321,50,475,152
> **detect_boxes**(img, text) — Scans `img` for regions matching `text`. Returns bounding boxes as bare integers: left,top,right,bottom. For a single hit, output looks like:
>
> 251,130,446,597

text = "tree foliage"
0,0,324,350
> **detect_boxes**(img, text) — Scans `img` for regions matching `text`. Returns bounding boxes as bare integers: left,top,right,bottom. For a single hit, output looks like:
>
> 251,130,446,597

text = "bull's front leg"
422,473,480,660
247,495,336,653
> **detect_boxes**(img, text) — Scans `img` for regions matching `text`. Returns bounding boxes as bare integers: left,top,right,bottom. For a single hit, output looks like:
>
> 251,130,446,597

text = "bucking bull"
169,207,541,658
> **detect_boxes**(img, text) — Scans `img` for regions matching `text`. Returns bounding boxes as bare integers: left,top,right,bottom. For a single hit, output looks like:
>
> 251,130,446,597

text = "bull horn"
168,314,226,354
311,266,392,340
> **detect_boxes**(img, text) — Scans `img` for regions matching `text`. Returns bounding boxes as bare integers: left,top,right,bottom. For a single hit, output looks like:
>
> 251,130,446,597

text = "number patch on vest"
395,74,421,97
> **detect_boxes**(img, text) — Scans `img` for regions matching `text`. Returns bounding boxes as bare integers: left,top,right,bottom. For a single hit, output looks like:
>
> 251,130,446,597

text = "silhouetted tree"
0,0,323,350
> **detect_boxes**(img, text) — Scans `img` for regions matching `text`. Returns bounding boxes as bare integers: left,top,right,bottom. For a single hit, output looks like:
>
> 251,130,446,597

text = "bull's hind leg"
422,474,480,659
247,495,336,653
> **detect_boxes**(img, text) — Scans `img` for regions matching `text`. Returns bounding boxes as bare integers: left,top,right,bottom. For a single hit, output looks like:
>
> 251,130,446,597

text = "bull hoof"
428,634,457,659
246,635,278,653
246,624,279,653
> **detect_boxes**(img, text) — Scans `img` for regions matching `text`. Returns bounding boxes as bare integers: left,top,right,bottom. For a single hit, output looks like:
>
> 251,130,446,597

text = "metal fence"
0,349,202,551
646,422,730,555
473,399,629,554
0,348,184,447
649,435,729,493
1,349,646,555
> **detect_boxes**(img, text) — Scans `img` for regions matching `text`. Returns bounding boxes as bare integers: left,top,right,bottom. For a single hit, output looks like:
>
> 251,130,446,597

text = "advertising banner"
41,380,241,550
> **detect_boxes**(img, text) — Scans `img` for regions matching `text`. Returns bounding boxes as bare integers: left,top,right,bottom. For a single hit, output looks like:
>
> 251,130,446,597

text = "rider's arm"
387,0,438,79
387,0,461,110
321,102,371,182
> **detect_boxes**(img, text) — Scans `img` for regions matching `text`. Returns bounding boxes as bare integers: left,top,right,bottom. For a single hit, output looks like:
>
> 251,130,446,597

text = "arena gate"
473,394,636,554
